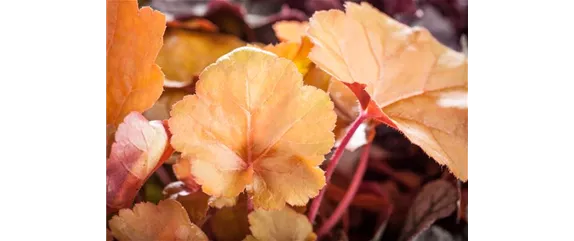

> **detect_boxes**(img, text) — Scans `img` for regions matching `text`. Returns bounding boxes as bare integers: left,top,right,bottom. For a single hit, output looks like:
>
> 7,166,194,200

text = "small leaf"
107,0,166,126
168,46,337,210
106,112,169,212
244,207,316,241
307,2,468,180
210,194,250,241
156,29,245,84
399,180,458,241
164,181,210,226
109,199,208,241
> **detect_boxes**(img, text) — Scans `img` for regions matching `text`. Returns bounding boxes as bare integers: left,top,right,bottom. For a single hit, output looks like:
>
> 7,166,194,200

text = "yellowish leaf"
156,29,245,84
307,2,468,180
168,46,337,209
109,199,208,241
244,207,317,241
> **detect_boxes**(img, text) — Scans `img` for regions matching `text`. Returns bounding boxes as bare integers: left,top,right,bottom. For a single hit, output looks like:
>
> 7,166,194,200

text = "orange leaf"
273,21,309,43
307,2,468,180
106,112,169,212
156,29,245,84
107,0,166,126
244,207,316,241
168,46,337,210
210,194,250,241
109,199,208,241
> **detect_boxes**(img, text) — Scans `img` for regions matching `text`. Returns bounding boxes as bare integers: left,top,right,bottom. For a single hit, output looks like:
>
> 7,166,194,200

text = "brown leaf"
210,194,250,241
156,28,245,84
143,88,188,121
164,181,210,226
107,229,114,241
399,180,458,241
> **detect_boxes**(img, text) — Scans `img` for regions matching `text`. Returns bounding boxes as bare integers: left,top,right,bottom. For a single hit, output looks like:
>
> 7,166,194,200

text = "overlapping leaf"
168,46,337,210
210,194,251,241
272,21,309,43
109,199,208,241
156,28,245,85
307,2,468,180
106,112,171,212
107,0,166,126
244,207,317,241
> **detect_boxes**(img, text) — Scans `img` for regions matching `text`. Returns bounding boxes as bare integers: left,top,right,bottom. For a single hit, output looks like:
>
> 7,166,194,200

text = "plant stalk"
317,140,373,237
307,112,368,223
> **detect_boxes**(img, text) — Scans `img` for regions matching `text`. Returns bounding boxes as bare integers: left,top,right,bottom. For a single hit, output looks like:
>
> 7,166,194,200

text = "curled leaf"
307,2,468,180
109,199,208,241
156,29,245,84
210,194,250,241
399,180,458,241
168,46,336,210
107,0,166,126
245,207,317,241
106,112,169,212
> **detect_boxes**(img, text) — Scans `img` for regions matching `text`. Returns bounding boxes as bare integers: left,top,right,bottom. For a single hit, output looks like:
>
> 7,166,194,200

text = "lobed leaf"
168,46,337,210
109,199,208,241
306,2,468,180
107,0,166,126
244,207,317,241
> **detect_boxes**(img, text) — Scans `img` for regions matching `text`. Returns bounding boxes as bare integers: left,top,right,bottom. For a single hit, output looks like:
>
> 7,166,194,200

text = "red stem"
307,112,368,223
317,140,373,238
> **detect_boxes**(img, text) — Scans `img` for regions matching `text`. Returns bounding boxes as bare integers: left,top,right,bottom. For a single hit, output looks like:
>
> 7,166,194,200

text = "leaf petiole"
307,111,369,223
317,138,373,237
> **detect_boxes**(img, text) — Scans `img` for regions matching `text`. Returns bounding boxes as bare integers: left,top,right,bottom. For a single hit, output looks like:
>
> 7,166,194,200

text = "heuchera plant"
106,0,467,240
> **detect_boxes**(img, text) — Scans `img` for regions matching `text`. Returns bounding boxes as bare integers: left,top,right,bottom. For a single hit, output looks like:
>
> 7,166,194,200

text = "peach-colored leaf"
244,207,317,241
106,112,169,212
307,2,468,180
168,46,337,210
273,21,309,43
156,29,245,84
107,0,166,126
109,199,208,241
210,194,250,241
